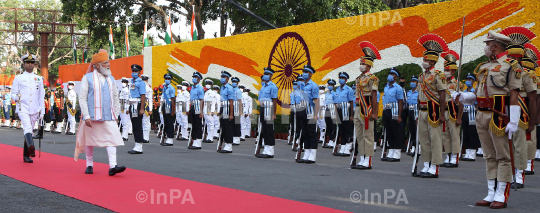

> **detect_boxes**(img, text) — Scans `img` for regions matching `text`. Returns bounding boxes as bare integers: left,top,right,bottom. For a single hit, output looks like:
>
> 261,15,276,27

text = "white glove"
505,105,521,139
451,91,460,102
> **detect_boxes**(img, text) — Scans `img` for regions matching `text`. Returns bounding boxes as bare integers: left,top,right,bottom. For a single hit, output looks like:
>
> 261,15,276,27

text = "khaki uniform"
513,69,536,170
442,77,461,155
418,67,447,165
475,55,522,183
354,72,378,157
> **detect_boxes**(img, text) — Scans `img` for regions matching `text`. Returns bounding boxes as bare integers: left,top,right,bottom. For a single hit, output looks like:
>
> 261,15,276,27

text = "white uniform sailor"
11,54,45,163
66,81,77,135
317,85,326,143
202,79,219,143
119,78,132,141
241,86,253,140
141,74,152,143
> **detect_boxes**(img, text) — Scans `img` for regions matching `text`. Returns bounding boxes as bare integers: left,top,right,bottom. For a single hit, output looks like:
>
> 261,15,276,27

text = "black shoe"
32,134,43,139
351,165,362,169
292,147,298,152
202,139,213,143
66,132,75,135
85,166,93,174
162,143,173,146
122,138,128,141
128,150,143,154
511,183,524,189
232,143,240,146
535,158,540,161
476,154,483,157
322,145,332,148
381,157,388,161
296,159,306,163
179,137,188,141
524,170,534,175
318,140,323,143
333,153,343,156
287,142,292,145
341,153,351,157
24,133,35,157
109,165,127,176
446,163,458,168
305,160,315,164
357,165,372,170
412,172,422,177
218,150,232,153
143,140,150,143
421,173,438,178
189,146,201,150
128,133,133,135
256,154,266,158
388,158,400,162
261,155,274,159
23,156,33,163
213,136,219,139
240,138,245,141
245,135,251,138
440,163,448,167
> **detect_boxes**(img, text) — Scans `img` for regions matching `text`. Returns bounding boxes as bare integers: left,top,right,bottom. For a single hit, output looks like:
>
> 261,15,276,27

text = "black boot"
109,165,127,176
24,133,36,157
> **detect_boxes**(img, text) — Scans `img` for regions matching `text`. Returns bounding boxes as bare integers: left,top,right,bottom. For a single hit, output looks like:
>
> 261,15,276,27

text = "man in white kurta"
74,49,126,176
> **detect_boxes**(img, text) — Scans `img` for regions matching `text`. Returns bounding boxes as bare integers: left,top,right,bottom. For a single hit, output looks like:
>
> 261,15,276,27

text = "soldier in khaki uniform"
416,33,448,178
500,26,537,189
352,41,380,170
468,31,522,209
522,43,540,175
441,50,462,168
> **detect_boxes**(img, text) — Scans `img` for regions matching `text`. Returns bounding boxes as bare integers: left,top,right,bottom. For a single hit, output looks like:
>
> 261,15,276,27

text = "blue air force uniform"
129,65,146,144
258,69,278,154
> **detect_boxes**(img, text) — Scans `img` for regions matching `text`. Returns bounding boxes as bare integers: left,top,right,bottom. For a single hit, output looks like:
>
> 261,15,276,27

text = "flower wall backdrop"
147,0,540,114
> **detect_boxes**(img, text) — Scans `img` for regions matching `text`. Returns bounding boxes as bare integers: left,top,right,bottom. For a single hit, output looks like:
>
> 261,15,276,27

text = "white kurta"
74,71,123,161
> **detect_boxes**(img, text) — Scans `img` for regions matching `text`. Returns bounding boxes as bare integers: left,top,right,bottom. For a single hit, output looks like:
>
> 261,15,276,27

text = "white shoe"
450,154,457,164
410,146,415,154
328,140,334,147
516,169,524,184
54,122,63,133
536,149,540,159
165,138,173,145
357,156,365,166
266,146,274,156
477,148,483,155
444,155,450,164
362,156,372,167
526,160,533,172
308,149,317,162
262,145,269,155
493,182,509,203
393,149,401,160
428,164,438,175
387,149,395,159
194,139,202,148
224,143,233,151
421,162,430,173
483,180,496,202
302,149,311,160
344,143,352,155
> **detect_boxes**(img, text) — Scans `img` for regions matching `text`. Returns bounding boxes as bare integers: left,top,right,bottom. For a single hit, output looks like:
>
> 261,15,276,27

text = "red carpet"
0,144,348,212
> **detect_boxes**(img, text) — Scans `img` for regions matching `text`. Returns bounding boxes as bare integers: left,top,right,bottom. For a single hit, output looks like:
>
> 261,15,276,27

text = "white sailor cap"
68,81,75,85
484,30,512,45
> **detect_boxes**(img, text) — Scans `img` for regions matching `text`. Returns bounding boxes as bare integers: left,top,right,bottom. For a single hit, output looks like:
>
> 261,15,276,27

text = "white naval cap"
484,30,512,45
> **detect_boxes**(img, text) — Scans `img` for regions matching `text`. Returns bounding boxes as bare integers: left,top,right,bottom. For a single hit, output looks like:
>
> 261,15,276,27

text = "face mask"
192,78,198,84
359,65,367,72
339,79,346,85
262,75,270,82
484,45,493,57
399,82,405,87
132,73,139,79
293,85,298,90
465,81,473,87
444,71,452,78
182,86,187,91
422,61,431,70
387,75,395,82
410,83,416,88
302,72,310,80
220,78,226,84
240,89,244,92
232,83,238,88
205,85,211,89
68,86,74,90
327,86,333,91
165,80,171,85
319,90,324,94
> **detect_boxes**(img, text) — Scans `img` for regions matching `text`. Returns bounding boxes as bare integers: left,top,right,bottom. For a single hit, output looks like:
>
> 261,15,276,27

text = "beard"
98,66,112,76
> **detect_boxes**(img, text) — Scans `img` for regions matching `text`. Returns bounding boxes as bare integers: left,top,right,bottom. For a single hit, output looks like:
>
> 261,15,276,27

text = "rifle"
412,120,420,176
216,127,224,151
187,123,193,147
288,108,296,146
406,133,412,155
350,125,358,167
254,117,263,156
38,118,44,158
380,128,387,160
175,122,182,140
332,125,340,155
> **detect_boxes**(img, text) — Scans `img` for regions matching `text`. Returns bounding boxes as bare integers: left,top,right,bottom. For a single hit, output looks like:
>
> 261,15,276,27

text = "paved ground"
1,126,539,212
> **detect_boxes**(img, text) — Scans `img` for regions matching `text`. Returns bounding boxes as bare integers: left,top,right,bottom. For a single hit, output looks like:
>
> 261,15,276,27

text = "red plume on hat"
358,41,381,60
500,26,536,45
417,33,449,53
524,43,540,61
441,50,460,61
